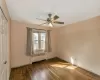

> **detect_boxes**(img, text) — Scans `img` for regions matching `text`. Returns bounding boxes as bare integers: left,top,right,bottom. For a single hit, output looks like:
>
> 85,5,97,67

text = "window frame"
32,29,46,53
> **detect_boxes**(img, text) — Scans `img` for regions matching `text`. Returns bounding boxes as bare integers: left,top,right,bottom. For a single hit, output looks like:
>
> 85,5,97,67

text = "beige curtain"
26,28,33,56
45,30,52,52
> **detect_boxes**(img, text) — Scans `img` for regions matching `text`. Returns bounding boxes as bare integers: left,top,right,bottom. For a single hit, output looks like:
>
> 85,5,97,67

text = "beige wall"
56,16,100,75
1,0,11,78
11,20,56,68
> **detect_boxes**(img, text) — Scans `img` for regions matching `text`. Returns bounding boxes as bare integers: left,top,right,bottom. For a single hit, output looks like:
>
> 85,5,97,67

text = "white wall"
11,20,56,68
56,16,100,75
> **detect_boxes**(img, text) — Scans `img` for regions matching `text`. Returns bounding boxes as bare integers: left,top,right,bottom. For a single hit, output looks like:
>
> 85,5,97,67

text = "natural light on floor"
66,66,77,70
50,57,77,70
50,63,77,70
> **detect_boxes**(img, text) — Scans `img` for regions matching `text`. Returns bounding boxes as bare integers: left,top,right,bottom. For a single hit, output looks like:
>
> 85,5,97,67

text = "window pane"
41,33,46,40
40,33,46,50
33,33,39,50
34,33,38,40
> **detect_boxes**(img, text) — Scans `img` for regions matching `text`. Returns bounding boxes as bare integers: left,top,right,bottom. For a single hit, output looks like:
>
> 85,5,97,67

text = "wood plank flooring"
10,58,100,80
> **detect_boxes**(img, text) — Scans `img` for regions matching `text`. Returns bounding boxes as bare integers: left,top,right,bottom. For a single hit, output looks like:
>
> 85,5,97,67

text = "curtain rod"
26,27,52,31
0,6,8,21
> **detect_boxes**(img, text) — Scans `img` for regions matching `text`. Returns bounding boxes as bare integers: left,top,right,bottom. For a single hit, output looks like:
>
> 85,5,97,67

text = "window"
32,30,46,53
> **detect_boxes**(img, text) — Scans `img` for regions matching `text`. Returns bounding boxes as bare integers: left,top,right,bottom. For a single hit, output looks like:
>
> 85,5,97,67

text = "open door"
0,7,8,80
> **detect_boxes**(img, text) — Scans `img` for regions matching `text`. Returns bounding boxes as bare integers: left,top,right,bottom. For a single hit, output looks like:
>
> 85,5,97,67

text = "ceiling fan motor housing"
48,13,52,17
47,18,52,22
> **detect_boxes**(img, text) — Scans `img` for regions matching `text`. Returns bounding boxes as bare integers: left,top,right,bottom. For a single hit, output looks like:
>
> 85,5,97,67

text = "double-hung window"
32,30,46,54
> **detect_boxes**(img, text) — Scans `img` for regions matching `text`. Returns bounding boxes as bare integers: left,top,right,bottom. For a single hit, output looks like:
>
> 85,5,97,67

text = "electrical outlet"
75,58,77,61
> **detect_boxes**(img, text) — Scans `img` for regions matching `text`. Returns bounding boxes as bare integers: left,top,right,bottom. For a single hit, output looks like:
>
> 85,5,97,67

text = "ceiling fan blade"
54,21,64,24
53,15,59,20
36,18,46,21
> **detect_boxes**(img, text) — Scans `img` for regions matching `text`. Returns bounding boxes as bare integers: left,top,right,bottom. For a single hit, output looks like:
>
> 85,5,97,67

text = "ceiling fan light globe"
49,23,53,27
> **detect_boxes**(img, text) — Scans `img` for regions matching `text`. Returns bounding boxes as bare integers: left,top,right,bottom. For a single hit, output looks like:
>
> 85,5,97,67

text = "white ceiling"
6,0,100,27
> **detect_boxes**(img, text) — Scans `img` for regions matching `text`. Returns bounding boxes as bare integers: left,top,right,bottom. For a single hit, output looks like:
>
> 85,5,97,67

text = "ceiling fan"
36,13,64,27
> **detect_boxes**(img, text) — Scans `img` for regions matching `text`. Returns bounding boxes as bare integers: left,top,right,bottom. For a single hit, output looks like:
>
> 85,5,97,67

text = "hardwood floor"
10,58,100,80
